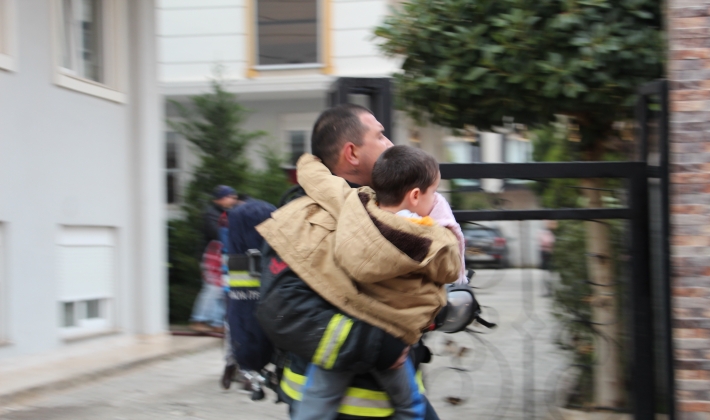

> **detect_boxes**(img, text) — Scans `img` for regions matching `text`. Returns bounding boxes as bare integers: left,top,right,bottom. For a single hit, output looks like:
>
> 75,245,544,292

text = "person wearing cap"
220,195,277,395
202,185,239,248
189,185,239,333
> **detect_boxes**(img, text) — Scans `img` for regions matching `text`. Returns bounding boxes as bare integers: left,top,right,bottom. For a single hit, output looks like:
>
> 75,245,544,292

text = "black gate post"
636,92,649,161
629,168,656,420
657,80,676,420
636,80,675,420
328,77,393,139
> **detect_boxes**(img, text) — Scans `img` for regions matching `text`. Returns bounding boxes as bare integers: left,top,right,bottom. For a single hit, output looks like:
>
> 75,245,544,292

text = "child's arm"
428,193,467,284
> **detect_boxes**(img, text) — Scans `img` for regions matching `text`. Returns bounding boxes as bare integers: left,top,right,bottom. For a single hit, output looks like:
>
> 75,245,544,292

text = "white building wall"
158,0,398,83
331,0,398,76
129,0,168,335
234,98,325,169
158,0,247,82
0,0,164,359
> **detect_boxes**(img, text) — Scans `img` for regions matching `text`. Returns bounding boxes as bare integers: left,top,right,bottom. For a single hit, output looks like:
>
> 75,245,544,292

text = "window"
503,134,532,187
53,0,126,102
289,131,307,166
0,0,17,71
445,136,481,190
166,132,181,205
256,0,319,67
57,227,116,339
446,139,481,164
280,113,317,165
62,299,106,328
504,135,532,163
61,0,103,83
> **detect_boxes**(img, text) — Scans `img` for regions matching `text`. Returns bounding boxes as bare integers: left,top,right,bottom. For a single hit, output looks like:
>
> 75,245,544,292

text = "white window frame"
287,130,309,166
56,226,117,340
60,299,112,333
253,0,323,70
50,0,127,103
504,134,532,163
165,131,183,206
280,113,318,164
0,0,17,71
444,136,481,189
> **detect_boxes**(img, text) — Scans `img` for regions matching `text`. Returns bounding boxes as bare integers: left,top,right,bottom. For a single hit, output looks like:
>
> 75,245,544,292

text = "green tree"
243,145,293,206
376,0,663,409
169,78,266,221
530,118,581,209
375,0,663,156
531,121,628,408
549,218,626,408
167,76,290,323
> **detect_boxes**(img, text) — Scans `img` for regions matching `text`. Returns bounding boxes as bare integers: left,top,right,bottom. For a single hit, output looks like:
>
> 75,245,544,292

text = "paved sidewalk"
0,269,571,419
0,347,287,420
0,333,221,407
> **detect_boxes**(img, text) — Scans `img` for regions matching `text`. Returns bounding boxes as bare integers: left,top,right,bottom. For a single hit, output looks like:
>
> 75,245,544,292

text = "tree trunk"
581,178,623,408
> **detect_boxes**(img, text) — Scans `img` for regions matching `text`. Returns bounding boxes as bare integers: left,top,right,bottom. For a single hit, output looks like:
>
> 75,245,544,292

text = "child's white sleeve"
429,193,467,284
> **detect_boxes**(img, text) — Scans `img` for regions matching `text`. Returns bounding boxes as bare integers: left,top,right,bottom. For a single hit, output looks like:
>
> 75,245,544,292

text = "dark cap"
212,185,237,199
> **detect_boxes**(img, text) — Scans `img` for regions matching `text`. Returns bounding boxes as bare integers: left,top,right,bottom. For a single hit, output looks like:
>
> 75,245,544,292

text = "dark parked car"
461,223,509,269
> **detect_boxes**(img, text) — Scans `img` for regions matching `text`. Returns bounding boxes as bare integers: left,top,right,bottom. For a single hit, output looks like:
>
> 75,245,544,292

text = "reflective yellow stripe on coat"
228,270,260,288
281,367,395,418
312,314,353,369
281,313,428,417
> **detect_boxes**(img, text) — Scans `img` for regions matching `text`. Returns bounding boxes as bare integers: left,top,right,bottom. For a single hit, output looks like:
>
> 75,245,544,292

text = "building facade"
157,0,534,215
668,0,710,417
158,0,407,215
0,0,165,359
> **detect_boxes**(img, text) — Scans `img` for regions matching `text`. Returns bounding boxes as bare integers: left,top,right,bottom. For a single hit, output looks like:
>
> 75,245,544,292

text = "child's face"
410,171,441,216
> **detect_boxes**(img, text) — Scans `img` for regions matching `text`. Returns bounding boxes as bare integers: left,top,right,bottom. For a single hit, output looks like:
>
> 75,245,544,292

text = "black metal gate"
636,80,674,420
328,78,393,139
330,78,673,420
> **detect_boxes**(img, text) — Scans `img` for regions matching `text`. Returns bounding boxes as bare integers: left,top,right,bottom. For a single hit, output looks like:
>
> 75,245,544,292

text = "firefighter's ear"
342,142,359,167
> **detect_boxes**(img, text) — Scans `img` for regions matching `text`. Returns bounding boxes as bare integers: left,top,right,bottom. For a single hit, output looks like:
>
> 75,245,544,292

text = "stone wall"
669,1,710,418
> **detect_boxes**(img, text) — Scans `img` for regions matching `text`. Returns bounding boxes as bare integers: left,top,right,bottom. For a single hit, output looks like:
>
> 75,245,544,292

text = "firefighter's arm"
256,245,407,373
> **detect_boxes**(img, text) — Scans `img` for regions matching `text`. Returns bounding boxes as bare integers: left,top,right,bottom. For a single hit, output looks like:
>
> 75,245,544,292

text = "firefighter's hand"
389,346,410,370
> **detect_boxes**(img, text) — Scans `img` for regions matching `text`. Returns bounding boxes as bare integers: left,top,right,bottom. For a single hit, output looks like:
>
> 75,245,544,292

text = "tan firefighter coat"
256,154,461,344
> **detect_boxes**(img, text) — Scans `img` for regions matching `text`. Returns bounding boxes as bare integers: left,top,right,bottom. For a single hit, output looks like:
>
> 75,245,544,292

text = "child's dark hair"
371,145,440,206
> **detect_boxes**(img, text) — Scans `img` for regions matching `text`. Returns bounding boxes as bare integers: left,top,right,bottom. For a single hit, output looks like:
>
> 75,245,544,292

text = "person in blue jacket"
221,196,277,394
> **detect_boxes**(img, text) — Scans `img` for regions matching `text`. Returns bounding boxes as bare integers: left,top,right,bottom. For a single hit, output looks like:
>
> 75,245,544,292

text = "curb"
0,337,221,407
